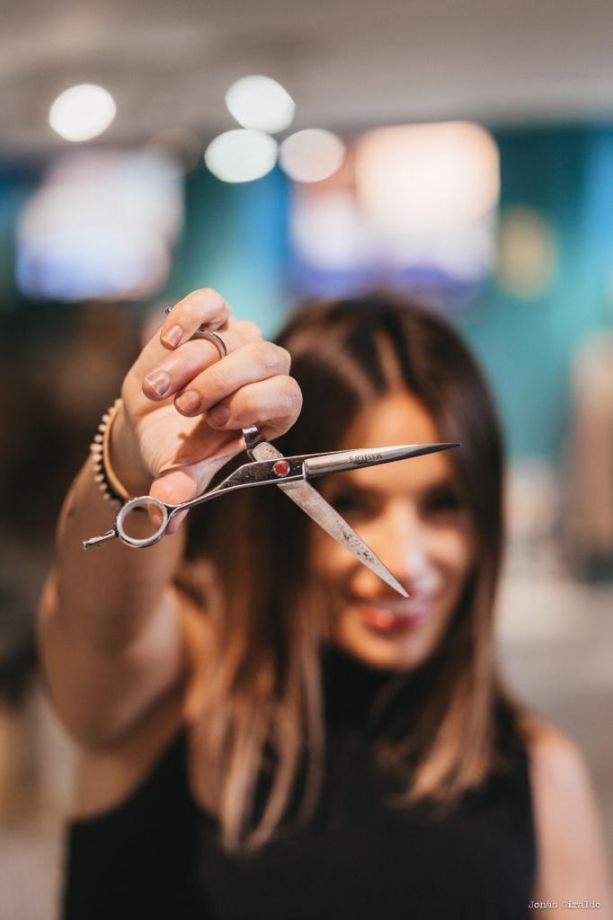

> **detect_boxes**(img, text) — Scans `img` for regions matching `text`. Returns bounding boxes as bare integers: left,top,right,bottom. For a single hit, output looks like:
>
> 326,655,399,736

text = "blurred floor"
0,543,611,920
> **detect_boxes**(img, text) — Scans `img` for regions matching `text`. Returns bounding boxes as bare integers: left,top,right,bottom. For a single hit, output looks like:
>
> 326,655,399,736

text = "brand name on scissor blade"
350,452,384,464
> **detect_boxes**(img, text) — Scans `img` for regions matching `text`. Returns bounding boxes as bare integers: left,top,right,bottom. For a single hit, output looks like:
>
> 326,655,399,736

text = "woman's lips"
351,599,432,633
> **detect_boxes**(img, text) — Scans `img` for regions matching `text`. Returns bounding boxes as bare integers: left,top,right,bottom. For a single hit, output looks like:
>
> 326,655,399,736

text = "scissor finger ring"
106,426,265,549
115,496,171,548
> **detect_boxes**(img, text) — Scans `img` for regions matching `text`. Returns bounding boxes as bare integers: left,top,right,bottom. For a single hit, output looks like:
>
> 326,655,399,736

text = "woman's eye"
330,493,374,517
424,491,461,514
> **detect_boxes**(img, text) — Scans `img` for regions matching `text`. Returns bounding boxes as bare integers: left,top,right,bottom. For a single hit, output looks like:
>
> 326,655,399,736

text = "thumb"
150,434,246,535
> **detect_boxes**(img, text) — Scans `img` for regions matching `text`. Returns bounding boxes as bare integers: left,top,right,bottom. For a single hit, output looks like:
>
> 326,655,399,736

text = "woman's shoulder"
520,711,596,817
522,712,603,842
520,713,612,913
519,712,590,783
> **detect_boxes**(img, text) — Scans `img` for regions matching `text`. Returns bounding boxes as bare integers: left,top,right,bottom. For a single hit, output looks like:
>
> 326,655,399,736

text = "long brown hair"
177,291,529,853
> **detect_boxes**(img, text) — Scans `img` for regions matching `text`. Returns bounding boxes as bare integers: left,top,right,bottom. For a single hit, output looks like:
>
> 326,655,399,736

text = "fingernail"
207,404,230,426
175,390,201,414
144,370,171,398
162,324,183,348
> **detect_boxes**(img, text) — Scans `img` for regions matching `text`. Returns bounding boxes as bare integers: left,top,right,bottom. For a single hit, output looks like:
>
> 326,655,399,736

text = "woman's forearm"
37,448,189,748
50,450,186,652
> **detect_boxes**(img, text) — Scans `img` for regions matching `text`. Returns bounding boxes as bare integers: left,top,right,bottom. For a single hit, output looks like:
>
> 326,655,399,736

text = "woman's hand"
112,289,302,532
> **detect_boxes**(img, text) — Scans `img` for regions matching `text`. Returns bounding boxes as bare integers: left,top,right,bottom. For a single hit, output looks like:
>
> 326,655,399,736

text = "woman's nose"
368,505,431,586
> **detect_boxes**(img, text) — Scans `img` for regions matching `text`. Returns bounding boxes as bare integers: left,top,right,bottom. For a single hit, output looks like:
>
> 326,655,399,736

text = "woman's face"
311,389,476,672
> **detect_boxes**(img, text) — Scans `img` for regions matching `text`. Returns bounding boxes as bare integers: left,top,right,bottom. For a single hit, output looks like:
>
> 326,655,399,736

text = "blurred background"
1,1,613,916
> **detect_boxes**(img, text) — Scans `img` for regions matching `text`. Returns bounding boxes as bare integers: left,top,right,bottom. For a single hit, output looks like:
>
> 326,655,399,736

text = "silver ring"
164,306,227,361
192,329,228,360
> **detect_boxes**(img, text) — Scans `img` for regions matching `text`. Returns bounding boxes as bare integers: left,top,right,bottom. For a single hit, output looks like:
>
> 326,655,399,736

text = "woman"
39,289,611,919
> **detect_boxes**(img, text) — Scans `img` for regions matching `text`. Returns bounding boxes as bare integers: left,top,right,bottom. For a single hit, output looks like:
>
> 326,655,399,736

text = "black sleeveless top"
63,644,537,919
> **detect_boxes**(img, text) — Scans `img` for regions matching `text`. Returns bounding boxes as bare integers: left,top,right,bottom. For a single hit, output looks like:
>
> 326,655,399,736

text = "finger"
136,317,262,403
173,342,292,417
142,325,251,401
160,288,232,350
127,290,235,392
204,375,303,440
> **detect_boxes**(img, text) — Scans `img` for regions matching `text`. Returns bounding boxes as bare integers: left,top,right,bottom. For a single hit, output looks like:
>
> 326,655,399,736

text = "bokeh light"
280,129,345,183
204,129,278,183
355,121,500,233
225,75,295,134
291,191,373,270
48,84,117,142
497,207,556,298
17,151,182,300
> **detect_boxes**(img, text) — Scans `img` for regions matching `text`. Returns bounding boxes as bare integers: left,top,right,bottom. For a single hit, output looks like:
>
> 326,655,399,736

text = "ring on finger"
165,304,227,361
190,329,227,361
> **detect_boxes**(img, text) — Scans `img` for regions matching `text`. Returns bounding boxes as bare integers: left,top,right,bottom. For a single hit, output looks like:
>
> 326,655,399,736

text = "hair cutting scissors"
83,425,459,598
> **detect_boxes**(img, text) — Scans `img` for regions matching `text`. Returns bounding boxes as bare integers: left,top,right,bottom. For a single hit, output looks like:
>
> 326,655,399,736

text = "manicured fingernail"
144,370,171,398
207,404,230,426
162,324,183,348
175,390,201,414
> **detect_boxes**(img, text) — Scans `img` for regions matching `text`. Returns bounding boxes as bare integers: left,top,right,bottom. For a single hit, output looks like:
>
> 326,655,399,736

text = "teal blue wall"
0,169,33,313
166,164,292,332
460,126,613,463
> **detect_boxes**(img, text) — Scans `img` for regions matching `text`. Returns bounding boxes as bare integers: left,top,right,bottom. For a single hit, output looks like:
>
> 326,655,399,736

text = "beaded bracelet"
90,398,134,508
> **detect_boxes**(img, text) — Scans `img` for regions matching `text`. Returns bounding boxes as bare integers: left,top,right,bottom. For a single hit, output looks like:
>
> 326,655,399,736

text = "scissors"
83,425,458,597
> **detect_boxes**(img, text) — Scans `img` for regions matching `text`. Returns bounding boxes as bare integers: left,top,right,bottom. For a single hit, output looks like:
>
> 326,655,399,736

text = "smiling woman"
39,289,611,919
314,389,474,669
312,389,476,671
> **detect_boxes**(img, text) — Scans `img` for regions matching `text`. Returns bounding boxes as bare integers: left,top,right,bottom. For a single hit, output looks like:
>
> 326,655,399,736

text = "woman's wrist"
107,401,153,498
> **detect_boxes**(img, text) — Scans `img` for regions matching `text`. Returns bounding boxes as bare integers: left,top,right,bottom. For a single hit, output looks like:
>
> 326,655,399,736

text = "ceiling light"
49,84,117,142
280,129,345,183
225,75,295,134
204,129,278,183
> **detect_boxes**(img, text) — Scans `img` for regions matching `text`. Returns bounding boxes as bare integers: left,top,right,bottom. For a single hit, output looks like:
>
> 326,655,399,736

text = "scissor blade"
281,479,409,599
303,442,459,479
249,441,409,598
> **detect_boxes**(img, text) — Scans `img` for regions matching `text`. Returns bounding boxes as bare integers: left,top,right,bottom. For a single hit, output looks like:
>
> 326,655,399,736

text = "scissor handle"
116,496,171,548
113,428,264,549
